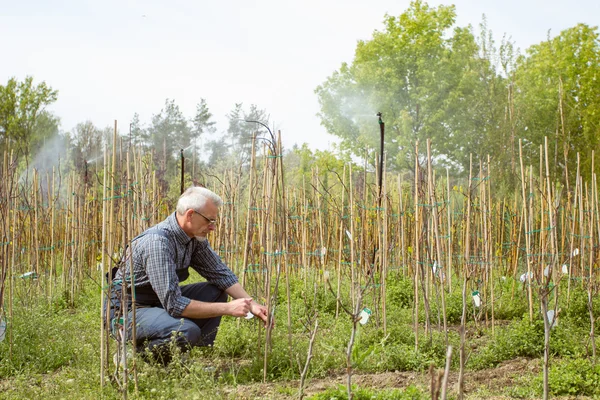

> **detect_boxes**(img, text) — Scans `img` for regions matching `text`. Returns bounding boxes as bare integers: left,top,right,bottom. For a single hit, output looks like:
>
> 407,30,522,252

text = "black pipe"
369,113,385,273
180,149,185,195
377,112,385,206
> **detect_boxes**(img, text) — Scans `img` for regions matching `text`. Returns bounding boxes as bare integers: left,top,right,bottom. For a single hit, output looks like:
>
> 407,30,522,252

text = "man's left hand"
250,302,269,326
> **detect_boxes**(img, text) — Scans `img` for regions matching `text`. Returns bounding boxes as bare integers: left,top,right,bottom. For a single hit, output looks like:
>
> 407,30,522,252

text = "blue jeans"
117,282,228,355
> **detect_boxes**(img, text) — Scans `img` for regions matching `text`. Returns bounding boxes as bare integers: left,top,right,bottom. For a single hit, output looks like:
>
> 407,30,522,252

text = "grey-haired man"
112,186,267,362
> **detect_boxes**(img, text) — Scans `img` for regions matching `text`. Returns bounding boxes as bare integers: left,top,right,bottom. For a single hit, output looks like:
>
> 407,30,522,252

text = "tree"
513,24,600,182
191,98,216,139
0,76,58,157
140,99,192,192
225,103,269,166
143,99,192,171
127,113,146,149
284,144,351,192
315,1,503,174
70,121,104,170
205,137,231,168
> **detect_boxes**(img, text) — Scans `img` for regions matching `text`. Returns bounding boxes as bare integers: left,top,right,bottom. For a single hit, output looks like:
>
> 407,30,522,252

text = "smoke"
339,93,378,125
19,133,69,185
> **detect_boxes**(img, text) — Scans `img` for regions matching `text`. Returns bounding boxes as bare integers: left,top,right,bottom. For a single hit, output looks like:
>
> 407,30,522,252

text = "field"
2,136,600,399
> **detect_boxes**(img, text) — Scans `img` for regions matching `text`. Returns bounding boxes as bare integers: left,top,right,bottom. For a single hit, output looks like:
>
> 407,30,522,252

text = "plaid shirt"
115,212,238,317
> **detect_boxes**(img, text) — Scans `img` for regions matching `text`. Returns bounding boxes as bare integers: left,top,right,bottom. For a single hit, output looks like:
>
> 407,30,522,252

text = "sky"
1,0,598,154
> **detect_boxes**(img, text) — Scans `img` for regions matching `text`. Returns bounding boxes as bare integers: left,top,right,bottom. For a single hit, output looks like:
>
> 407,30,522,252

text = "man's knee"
178,320,202,346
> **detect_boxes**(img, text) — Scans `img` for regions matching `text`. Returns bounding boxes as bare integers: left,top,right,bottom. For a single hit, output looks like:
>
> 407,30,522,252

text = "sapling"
325,266,375,400
297,314,318,400
440,345,453,400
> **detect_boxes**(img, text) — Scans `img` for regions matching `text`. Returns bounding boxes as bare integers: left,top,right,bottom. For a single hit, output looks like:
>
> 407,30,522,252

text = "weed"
307,384,427,400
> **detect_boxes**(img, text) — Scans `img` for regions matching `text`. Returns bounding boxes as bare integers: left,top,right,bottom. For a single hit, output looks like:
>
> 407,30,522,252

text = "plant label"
472,291,481,308
0,318,6,342
359,308,372,325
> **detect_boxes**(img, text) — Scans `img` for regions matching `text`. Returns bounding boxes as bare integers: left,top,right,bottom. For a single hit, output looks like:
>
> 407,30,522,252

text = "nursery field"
1,274,600,399
2,134,600,400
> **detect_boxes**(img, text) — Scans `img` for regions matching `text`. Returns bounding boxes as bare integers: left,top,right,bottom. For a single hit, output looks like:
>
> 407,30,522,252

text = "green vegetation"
1,274,598,399
2,2,600,399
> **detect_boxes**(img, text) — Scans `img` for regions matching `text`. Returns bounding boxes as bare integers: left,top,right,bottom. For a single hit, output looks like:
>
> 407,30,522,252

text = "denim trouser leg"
131,282,228,353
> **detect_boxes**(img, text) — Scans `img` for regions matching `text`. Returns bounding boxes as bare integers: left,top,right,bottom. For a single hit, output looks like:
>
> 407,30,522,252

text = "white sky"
1,0,598,153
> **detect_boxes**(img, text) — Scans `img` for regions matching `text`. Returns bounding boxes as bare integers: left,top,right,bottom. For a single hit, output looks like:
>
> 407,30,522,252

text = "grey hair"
176,186,223,215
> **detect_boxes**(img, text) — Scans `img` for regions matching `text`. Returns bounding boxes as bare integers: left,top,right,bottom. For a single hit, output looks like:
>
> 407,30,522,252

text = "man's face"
192,200,218,240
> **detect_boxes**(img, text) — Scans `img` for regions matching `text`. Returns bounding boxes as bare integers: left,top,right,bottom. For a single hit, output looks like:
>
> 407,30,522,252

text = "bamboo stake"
446,168,452,292
242,135,257,290
336,165,347,318
276,132,294,372
414,142,420,352
427,139,447,344
519,140,534,322
458,154,473,400
100,143,108,388
349,164,356,307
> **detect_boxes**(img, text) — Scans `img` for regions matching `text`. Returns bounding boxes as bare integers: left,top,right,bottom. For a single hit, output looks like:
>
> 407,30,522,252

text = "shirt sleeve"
143,236,191,317
190,240,238,290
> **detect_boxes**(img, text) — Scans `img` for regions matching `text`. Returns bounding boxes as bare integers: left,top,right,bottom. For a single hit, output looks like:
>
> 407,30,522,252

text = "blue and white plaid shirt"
115,212,238,317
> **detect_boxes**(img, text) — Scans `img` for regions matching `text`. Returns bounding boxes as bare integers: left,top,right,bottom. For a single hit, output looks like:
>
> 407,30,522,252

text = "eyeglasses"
193,210,217,225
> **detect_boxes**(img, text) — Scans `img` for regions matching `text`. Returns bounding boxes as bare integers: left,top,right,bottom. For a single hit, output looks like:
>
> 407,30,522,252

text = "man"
111,186,267,361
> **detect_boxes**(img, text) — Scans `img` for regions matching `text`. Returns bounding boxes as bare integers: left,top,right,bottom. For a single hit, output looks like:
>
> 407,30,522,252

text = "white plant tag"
245,312,254,319
547,310,558,329
472,291,481,308
0,318,6,342
544,266,550,277
19,271,37,279
520,271,533,282
562,264,568,274
572,248,579,257
359,308,372,325
438,272,446,282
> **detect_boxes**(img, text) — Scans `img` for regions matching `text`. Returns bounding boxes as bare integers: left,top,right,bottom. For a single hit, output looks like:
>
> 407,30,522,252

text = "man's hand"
250,301,269,326
224,283,272,326
228,297,253,318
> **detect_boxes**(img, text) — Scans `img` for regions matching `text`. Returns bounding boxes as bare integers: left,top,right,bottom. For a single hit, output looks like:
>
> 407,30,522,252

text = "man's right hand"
228,297,253,318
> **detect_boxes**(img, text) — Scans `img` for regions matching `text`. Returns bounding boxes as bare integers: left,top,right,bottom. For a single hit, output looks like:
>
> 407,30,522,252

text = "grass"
1,272,598,399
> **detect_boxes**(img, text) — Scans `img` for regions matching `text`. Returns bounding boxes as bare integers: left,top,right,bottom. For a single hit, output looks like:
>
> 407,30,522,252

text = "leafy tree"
138,99,192,192
69,121,104,170
284,144,351,192
127,112,146,149
143,99,191,171
315,1,503,175
513,23,600,182
442,20,507,176
205,137,231,168
191,98,216,139
225,103,269,166
0,76,58,157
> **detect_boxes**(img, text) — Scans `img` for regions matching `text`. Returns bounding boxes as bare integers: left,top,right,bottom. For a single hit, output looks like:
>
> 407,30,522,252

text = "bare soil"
226,357,590,399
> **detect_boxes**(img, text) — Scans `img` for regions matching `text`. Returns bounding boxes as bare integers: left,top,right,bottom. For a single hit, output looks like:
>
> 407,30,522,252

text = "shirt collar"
165,212,194,246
